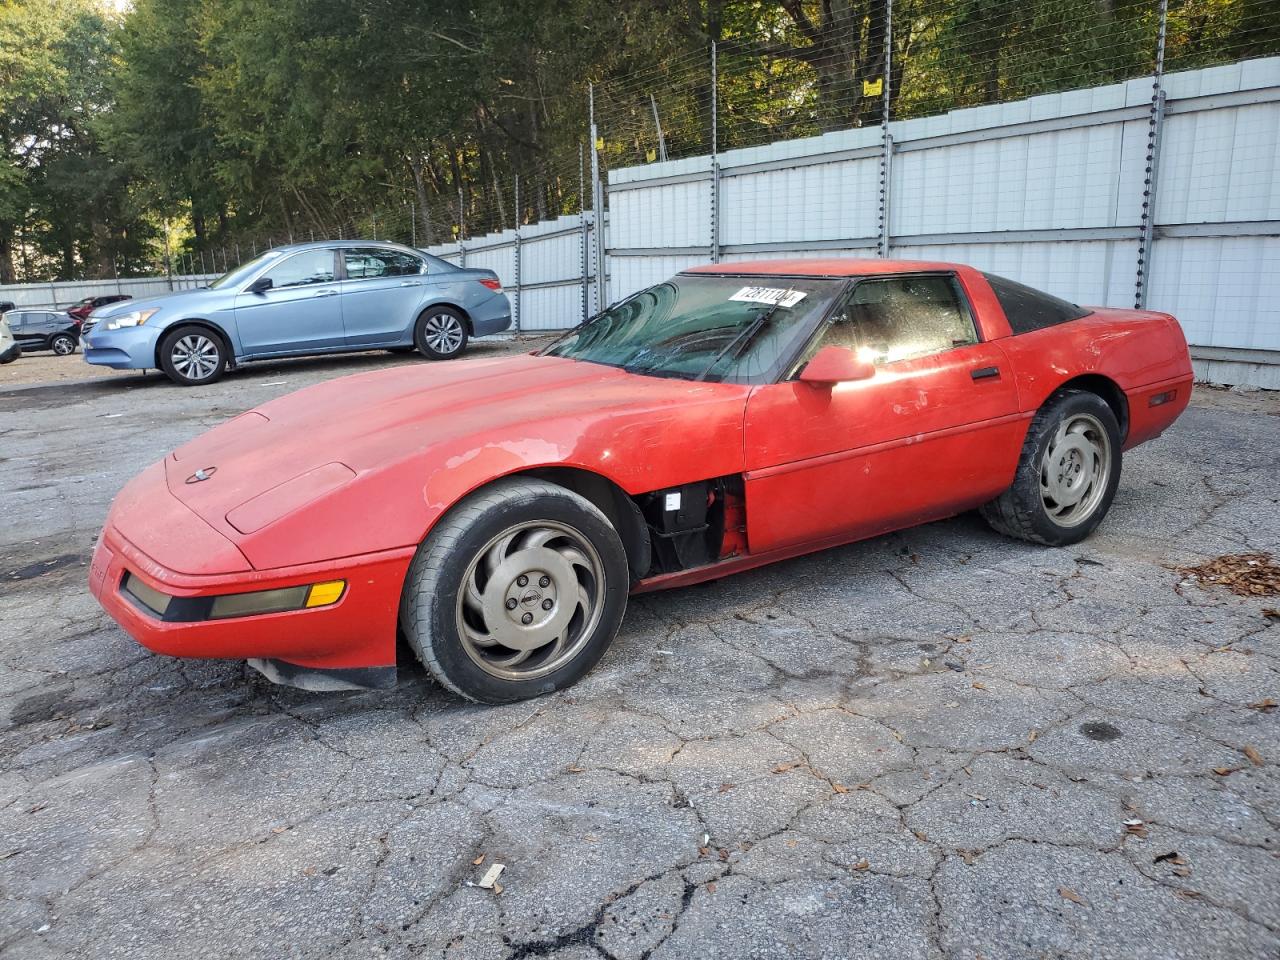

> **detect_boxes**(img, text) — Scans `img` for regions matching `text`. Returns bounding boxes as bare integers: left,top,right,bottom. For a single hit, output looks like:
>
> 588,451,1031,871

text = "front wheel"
158,325,227,386
980,389,1122,546
400,479,629,703
414,306,469,360
50,334,77,356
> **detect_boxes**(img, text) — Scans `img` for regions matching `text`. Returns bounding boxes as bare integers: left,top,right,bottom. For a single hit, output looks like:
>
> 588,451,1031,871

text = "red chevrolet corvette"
89,259,1192,702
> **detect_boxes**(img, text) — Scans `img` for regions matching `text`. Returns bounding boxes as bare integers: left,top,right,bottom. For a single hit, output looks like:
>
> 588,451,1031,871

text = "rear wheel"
980,389,1122,546
414,306,469,360
400,479,628,703
50,333,77,356
159,325,227,386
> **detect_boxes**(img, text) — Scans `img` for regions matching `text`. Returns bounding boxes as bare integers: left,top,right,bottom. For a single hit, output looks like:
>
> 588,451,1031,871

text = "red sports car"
89,259,1192,702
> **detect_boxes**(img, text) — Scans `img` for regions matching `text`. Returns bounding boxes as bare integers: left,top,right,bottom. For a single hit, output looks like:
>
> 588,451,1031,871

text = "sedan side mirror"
247,276,273,294
798,345,876,385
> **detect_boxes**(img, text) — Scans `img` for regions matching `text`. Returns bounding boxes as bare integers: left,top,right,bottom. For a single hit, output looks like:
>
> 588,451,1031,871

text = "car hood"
161,353,750,569
92,288,213,319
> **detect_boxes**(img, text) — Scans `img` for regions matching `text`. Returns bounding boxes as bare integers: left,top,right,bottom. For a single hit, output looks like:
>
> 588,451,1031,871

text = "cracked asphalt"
1,344,1278,960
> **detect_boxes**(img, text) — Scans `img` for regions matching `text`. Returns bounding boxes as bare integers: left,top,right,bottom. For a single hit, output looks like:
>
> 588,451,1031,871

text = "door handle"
399,280,422,287
312,289,338,297
970,366,1000,381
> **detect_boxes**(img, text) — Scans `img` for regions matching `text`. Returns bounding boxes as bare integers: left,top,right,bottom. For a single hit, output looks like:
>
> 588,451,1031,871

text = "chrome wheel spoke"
173,335,218,380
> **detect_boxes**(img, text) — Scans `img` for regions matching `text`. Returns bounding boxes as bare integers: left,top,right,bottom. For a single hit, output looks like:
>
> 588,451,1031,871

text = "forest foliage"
0,0,1273,281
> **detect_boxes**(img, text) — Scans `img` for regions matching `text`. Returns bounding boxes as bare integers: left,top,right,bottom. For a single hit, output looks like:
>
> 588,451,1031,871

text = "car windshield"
541,274,844,383
208,249,288,289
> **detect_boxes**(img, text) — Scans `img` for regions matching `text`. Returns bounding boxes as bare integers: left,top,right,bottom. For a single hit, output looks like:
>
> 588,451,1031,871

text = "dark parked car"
0,300,15,314
66,294,131,323
3,309,81,355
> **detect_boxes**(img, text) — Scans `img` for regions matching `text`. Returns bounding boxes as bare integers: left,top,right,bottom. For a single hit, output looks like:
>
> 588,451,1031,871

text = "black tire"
980,389,1122,547
49,333,77,356
158,325,228,386
413,306,469,360
400,478,629,703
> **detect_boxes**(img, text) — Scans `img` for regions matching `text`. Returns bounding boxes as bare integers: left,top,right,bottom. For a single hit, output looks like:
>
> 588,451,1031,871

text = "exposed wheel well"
154,320,233,368
510,466,650,581
1053,374,1129,441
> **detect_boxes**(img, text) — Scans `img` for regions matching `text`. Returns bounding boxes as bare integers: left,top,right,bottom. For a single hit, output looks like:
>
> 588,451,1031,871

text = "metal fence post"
1135,0,1168,309
709,41,721,264
513,175,522,334
878,0,894,258
457,188,467,267
580,141,591,322
589,83,606,312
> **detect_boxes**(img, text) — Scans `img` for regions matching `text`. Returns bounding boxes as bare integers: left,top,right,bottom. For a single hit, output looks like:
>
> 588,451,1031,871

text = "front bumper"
89,523,414,675
83,325,161,370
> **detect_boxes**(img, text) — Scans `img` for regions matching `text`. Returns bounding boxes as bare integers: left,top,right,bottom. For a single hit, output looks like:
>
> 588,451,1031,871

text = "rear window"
983,273,1091,335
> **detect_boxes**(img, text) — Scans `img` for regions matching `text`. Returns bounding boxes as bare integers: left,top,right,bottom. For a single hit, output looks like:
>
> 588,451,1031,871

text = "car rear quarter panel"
994,310,1193,448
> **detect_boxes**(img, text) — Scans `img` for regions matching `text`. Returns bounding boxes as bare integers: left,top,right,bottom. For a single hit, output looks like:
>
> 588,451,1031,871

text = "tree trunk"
407,155,437,245
0,229,16,285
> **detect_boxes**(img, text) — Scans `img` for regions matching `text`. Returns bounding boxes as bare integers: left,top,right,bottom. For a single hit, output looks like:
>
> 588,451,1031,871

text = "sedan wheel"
414,307,469,360
401,478,628,703
159,325,228,386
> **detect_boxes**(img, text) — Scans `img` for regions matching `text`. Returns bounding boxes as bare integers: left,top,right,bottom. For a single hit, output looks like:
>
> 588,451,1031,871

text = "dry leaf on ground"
1177,553,1280,597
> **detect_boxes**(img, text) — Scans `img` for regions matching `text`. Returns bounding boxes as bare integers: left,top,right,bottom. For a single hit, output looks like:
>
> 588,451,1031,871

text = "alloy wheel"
423,313,464,355
454,520,605,681
1040,412,1111,527
171,334,220,381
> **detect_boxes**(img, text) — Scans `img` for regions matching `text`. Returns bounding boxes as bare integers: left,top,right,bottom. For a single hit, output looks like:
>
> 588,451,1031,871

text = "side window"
823,275,978,365
262,249,336,289
983,273,1091,334
344,248,424,280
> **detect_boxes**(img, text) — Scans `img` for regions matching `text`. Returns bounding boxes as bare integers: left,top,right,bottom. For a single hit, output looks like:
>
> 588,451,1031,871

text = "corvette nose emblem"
185,466,217,484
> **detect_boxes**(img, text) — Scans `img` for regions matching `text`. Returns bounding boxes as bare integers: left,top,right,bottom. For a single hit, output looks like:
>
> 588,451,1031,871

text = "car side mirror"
247,276,273,294
798,345,876,385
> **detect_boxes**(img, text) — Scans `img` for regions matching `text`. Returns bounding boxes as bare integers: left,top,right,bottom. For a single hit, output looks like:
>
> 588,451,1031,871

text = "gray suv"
3,309,81,356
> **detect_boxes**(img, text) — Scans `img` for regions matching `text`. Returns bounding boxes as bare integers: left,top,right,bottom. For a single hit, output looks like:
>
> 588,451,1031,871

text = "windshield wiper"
694,296,790,382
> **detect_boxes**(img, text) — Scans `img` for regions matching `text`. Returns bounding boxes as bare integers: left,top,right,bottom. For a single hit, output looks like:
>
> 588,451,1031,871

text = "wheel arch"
1049,373,1129,442
417,300,473,336
154,319,235,368
426,465,651,583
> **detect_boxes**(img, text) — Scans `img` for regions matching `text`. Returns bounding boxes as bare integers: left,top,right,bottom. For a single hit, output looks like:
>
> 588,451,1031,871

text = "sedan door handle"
399,280,423,287
312,289,338,297
970,365,1001,381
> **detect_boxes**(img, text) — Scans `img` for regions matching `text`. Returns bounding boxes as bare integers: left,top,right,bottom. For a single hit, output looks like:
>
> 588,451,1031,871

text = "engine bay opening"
635,475,746,577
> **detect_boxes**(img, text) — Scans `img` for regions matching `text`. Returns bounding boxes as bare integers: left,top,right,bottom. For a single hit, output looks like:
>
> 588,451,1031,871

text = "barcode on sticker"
729,287,806,308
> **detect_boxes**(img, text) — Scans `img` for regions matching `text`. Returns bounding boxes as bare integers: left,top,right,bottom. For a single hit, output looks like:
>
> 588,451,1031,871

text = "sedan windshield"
208,249,287,289
542,273,844,383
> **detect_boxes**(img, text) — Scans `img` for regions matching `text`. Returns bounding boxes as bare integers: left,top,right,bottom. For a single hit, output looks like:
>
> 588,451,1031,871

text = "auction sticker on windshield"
729,287,807,308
